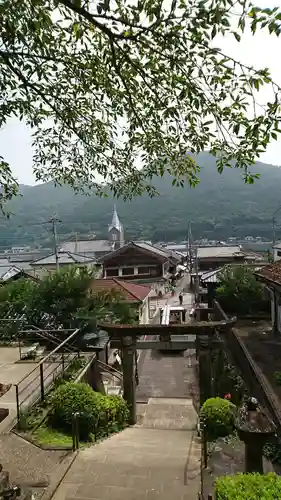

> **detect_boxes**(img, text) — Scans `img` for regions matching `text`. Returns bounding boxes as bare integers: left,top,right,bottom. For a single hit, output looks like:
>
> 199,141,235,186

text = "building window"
138,267,150,275
122,267,134,276
277,251,281,257
138,266,157,276
106,268,119,277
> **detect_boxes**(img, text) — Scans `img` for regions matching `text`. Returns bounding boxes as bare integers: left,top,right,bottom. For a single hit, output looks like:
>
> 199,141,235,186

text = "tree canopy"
0,267,137,340
1,0,281,207
216,265,269,315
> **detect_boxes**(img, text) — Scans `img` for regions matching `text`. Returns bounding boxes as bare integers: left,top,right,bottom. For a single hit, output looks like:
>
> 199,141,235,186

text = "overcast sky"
1,0,281,185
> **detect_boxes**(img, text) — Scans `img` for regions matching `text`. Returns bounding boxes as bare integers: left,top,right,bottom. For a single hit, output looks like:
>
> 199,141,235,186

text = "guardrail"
226,328,281,430
213,300,281,432
15,329,81,426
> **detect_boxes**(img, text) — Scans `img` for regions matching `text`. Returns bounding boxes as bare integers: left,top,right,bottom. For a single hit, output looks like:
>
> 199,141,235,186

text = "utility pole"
49,216,61,271
194,245,199,303
187,222,193,271
272,205,281,250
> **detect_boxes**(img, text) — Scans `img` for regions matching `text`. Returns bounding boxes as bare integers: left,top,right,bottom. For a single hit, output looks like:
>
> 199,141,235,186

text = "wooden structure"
99,241,180,281
100,319,236,424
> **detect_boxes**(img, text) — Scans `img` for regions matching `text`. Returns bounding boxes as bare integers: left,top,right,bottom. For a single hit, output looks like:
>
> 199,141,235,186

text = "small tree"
216,265,269,316
0,267,137,341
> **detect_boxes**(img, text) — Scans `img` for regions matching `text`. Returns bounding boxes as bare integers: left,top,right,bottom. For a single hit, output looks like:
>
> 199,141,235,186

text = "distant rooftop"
99,241,181,262
59,240,113,255
31,251,96,266
197,245,243,259
255,260,281,286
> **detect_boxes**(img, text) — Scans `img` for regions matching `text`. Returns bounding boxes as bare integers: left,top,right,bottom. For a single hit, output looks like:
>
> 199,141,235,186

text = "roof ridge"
113,278,150,301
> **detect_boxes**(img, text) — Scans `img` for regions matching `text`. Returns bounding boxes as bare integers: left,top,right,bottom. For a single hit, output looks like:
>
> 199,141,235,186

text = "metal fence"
15,329,81,425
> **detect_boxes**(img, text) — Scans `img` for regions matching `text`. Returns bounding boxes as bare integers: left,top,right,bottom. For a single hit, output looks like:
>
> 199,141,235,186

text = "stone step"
51,426,201,500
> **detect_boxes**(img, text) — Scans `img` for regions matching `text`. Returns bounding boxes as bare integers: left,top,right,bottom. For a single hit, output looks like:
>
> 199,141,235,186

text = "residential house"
88,277,151,324
98,241,181,283
59,205,124,259
30,251,97,278
255,260,281,333
196,245,262,271
0,265,38,283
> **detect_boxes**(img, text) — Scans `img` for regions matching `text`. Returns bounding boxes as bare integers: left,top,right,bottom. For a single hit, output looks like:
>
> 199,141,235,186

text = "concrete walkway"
51,398,201,500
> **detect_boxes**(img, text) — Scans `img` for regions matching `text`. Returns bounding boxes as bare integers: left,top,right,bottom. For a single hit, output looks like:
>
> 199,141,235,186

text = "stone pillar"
198,336,212,406
235,397,276,474
121,336,137,425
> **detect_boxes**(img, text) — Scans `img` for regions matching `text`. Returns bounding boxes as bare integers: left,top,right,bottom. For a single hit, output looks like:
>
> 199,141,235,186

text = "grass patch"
32,425,74,447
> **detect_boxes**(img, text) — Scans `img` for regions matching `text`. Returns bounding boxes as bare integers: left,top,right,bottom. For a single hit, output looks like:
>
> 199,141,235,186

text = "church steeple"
108,205,124,247
109,204,122,233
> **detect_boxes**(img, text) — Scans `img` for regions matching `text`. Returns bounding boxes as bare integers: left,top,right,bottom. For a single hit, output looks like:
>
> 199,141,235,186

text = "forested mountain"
2,152,281,249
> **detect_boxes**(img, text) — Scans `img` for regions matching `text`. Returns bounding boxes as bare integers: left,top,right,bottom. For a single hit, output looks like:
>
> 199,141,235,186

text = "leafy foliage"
263,436,281,465
212,349,245,406
49,382,129,439
216,265,270,316
273,371,281,386
1,1,281,208
0,267,136,339
200,397,236,441
215,472,281,500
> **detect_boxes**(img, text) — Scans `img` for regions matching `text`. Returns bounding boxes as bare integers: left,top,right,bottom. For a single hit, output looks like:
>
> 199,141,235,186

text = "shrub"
200,397,236,440
273,371,281,386
215,473,281,499
49,382,128,439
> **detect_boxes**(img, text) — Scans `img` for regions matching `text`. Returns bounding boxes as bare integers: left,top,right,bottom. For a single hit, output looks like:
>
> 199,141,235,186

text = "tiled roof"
89,278,151,302
99,241,180,262
255,260,281,285
59,239,113,254
32,251,95,266
197,245,243,259
137,242,181,261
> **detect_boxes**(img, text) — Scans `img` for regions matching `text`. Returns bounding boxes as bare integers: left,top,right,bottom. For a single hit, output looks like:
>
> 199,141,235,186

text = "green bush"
49,382,128,439
273,371,281,386
200,397,236,440
215,473,281,499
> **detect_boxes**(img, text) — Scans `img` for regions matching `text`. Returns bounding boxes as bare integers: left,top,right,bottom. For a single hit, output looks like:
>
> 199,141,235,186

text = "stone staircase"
51,397,201,500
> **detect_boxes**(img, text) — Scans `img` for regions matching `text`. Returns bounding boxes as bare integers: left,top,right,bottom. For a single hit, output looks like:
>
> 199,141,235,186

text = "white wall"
273,247,281,262
139,296,150,324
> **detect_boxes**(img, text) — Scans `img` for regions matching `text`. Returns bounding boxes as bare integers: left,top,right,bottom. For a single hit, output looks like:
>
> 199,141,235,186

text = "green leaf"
233,32,241,42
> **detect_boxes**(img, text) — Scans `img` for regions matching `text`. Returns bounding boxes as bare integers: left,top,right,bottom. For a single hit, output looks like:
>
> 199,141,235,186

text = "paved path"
136,349,198,404
51,398,200,500
137,276,197,405
50,273,200,500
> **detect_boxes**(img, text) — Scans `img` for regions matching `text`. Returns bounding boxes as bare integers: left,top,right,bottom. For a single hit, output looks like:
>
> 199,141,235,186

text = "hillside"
2,152,281,249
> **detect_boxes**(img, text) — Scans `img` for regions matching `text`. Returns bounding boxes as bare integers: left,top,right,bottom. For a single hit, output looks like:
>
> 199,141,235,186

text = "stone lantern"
235,397,276,473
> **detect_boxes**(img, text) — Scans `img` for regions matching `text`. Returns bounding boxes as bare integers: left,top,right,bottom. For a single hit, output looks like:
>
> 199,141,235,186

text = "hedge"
200,397,236,440
48,381,129,439
215,473,281,499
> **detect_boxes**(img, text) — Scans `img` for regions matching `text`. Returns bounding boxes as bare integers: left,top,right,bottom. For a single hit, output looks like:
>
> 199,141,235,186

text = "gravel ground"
0,432,72,493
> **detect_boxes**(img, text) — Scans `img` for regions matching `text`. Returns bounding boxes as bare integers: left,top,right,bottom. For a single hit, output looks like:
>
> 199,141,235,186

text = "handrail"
21,325,77,349
19,329,76,354
97,359,123,379
17,328,80,386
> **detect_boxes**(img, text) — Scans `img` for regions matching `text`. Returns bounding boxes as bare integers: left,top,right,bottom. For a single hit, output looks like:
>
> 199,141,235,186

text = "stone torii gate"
99,319,236,424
